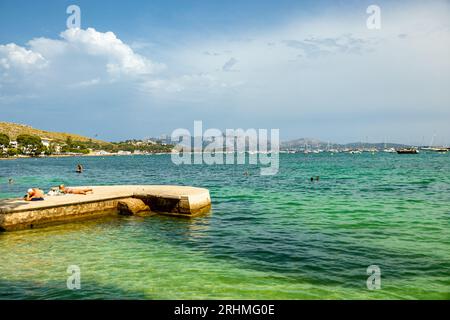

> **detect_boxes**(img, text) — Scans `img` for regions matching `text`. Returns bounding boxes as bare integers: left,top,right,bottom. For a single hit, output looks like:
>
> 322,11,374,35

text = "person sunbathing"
24,188,45,201
59,184,93,195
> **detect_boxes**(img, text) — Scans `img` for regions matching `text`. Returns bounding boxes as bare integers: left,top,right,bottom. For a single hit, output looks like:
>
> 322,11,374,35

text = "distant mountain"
281,138,333,149
343,142,409,149
281,138,410,150
0,122,110,145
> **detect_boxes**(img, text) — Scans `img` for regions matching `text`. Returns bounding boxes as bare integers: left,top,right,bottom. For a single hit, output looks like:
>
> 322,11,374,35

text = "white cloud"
157,0,450,142
27,37,68,58
0,26,239,108
0,43,47,71
282,34,374,58
0,27,164,86
140,72,227,95
60,28,165,76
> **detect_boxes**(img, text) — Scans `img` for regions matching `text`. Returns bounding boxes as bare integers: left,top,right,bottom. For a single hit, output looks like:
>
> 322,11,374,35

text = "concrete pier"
0,185,211,231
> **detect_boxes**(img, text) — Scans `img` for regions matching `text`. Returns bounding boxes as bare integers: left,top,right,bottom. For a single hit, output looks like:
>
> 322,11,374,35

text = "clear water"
0,153,449,299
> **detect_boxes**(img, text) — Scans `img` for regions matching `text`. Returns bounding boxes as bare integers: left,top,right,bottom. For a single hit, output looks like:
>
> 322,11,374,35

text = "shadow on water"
138,213,450,290
0,279,149,300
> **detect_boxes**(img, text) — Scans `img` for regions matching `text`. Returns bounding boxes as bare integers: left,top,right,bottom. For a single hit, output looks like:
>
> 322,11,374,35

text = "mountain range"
281,138,409,150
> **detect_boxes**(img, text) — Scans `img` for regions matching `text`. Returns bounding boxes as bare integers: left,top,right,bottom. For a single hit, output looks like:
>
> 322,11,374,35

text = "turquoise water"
0,153,449,299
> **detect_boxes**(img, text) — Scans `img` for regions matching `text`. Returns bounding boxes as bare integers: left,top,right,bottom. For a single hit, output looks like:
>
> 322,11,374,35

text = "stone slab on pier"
0,185,211,231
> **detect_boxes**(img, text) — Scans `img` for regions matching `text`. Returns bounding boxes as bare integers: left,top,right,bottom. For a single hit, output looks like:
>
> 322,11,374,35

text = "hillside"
0,122,110,145
281,137,410,150
343,142,409,149
281,138,331,149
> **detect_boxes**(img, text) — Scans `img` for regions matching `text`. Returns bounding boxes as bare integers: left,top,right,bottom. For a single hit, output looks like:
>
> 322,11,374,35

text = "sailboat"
428,147,448,153
420,134,448,153
383,138,396,153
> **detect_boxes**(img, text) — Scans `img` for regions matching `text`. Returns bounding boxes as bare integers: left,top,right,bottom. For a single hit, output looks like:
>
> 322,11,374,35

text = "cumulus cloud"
0,43,47,71
0,27,164,86
60,28,164,76
0,27,242,100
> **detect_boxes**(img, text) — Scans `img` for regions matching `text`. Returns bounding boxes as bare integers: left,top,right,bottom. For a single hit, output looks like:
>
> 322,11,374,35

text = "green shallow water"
0,153,449,299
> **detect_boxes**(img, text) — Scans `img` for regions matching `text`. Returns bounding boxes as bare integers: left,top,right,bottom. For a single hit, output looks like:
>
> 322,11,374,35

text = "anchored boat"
421,147,448,153
396,148,418,154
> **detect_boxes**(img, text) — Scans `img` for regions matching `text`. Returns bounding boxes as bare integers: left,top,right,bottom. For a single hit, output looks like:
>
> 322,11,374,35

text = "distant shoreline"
0,152,173,161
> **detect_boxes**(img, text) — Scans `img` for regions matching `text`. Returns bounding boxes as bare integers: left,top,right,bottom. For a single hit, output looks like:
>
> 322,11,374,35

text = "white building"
95,150,110,155
40,138,53,147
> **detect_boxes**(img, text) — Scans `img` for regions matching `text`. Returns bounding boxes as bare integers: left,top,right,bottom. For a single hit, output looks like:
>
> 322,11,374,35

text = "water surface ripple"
0,153,449,299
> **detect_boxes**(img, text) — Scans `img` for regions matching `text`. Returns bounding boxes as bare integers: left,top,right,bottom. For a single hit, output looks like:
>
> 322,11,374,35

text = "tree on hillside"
66,136,73,147
17,134,45,156
7,148,19,157
0,133,10,147
46,143,56,155
0,133,10,157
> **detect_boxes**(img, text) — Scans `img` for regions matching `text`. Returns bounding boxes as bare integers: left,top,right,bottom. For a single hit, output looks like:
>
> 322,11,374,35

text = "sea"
0,152,449,299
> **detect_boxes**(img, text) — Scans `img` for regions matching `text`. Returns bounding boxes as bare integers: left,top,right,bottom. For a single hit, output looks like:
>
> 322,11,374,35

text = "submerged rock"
118,198,150,215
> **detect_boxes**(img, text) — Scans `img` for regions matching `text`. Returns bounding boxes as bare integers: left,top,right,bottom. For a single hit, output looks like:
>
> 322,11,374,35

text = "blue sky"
1,0,449,144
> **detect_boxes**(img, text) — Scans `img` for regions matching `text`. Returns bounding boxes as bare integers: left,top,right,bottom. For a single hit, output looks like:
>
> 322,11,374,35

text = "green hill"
0,122,110,145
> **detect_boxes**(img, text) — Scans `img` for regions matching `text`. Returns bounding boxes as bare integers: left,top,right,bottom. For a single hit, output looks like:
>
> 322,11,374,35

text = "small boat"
420,147,448,153
429,147,448,153
421,134,449,153
396,148,418,154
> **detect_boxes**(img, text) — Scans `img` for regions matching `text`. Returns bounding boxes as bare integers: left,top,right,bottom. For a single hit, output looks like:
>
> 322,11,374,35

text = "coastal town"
0,122,173,158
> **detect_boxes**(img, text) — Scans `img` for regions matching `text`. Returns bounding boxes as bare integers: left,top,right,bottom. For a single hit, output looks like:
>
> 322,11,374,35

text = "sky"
0,0,449,144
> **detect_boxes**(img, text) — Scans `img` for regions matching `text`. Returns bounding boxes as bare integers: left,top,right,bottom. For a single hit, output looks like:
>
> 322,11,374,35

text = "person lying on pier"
59,184,93,195
24,188,45,201
47,187,64,196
